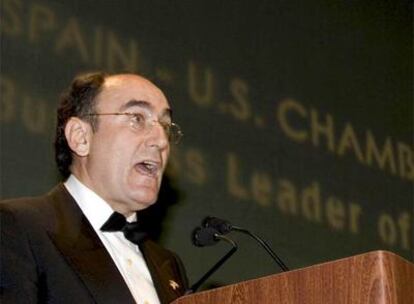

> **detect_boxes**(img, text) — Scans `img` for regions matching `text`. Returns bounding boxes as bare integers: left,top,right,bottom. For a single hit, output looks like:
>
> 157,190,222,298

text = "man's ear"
64,117,92,157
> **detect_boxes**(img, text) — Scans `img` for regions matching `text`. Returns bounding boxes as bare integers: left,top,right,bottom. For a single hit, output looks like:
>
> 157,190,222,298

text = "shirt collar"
64,174,118,230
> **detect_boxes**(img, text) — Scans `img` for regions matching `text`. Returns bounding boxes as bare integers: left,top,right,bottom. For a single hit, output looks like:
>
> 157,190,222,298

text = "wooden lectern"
173,251,414,304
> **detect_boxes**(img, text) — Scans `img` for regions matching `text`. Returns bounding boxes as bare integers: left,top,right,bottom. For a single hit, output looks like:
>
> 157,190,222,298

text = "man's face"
81,75,171,215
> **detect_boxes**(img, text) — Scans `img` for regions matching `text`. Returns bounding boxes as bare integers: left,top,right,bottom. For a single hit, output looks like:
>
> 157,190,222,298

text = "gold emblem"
169,280,180,290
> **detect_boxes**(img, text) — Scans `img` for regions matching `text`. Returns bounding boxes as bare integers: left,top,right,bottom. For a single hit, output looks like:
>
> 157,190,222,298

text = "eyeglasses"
86,112,183,144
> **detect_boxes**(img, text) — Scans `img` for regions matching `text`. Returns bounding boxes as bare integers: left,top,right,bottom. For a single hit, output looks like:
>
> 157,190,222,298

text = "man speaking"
0,72,188,304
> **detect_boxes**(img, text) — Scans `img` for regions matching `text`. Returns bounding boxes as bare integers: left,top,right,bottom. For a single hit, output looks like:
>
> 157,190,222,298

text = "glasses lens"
169,123,183,144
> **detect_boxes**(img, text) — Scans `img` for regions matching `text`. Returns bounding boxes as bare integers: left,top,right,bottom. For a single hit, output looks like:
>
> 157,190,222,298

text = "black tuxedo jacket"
0,185,188,304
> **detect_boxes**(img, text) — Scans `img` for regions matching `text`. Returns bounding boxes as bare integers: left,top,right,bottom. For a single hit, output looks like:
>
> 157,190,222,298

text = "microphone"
186,226,238,294
203,216,289,272
192,226,220,247
202,216,232,234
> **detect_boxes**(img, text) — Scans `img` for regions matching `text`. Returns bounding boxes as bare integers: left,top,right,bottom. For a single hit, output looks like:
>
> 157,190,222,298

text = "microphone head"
202,216,233,234
192,227,220,247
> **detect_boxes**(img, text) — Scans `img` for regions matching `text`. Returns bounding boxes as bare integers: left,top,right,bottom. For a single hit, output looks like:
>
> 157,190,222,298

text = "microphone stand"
185,235,238,294
233,226,289,272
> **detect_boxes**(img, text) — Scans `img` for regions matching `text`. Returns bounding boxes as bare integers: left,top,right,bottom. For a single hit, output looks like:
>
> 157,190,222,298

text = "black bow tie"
100,212,148,245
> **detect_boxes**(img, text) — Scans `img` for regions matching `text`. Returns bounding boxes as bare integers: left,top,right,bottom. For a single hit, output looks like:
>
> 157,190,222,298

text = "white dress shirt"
64,175,160,304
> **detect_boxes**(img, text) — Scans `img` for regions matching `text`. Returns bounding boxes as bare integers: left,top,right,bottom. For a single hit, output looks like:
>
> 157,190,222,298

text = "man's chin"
128,191,158,210
125,180,160,208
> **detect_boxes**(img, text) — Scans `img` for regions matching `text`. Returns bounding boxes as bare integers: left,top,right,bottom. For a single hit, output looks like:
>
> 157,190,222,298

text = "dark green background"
1,0,413,289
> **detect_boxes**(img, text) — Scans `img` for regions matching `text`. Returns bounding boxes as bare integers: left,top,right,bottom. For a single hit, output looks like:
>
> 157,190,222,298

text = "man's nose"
145,120,169,150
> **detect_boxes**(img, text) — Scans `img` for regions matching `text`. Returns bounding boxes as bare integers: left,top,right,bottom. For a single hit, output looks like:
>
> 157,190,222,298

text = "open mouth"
135,160,160,177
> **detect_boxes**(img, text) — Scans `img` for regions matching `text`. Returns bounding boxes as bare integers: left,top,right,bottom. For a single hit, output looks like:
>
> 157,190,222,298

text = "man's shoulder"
1,195,44,216
0,183,82,238
0,184,69,216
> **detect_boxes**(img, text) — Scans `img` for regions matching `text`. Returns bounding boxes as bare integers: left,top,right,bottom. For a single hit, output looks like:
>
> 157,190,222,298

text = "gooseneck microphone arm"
186,228,238,295
203,216,289,272
231,225,289,272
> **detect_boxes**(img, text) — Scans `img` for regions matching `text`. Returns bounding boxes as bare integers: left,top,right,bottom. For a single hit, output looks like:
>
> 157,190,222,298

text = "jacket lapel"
140,240,185,304
47,185,136,304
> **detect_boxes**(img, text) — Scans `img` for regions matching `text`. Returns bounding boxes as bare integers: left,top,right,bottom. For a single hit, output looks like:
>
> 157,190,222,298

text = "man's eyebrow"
120,99,172,118
120,99,152,111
